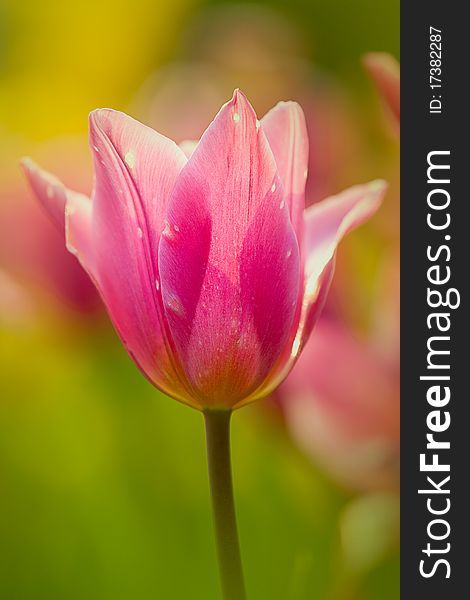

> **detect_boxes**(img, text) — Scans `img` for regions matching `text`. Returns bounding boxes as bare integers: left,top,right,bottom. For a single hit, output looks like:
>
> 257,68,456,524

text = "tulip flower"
22,90,385,599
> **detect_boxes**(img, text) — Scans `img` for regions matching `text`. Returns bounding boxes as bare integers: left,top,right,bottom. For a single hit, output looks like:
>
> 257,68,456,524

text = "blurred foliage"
1,0,398,598
0,320,398,599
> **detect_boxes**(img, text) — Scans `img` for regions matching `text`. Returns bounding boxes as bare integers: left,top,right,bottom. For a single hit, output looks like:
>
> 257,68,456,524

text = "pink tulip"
22,90,385,411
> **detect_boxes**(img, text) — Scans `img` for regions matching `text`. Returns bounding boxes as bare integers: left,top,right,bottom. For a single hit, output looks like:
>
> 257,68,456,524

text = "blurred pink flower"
276,54,400,491
23,91,385,410
363,52,400,128
279,317,399,491
0,156,100,314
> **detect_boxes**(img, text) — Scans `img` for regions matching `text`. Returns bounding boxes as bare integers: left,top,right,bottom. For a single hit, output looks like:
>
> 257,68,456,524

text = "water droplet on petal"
237,333,249,348
305,277,319,299
165,295,185,317
124,151,135,169
291,335,301,357
155,279,160,291
162,221,176,241
137,227,143,239
271,183,276,193
66,242,78,256
230,317,240,332
279,200,285,209
233,112,240,123
65,204,75,217
286,249,292,259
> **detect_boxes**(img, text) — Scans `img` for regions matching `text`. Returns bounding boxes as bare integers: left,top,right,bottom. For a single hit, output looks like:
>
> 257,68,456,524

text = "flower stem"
204,410,246,600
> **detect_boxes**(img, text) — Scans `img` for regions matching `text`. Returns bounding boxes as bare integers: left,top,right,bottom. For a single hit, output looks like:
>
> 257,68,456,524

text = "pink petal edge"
261,101,309,247
21,158,96,279
88,109,197,405
363,52,400,124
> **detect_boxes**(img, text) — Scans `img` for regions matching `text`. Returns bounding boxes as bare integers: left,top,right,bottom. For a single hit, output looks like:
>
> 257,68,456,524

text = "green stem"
204,410,247,600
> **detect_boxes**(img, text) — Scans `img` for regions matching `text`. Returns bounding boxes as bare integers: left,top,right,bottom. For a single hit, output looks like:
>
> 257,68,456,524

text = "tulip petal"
88,110,193,404
64,191,96,278
300,180,387,344
261,101,308,246
21,158,68,231
159,90,300,408
21,158,96,279
246,180,386,404
89,109,187,261
304,181,386,283
363,53,400,125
